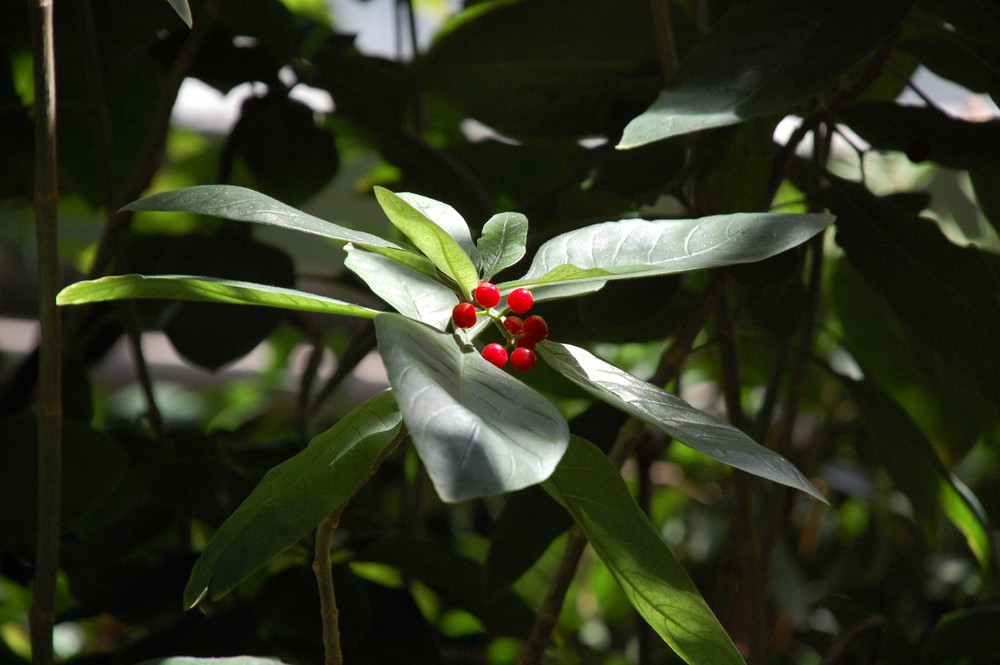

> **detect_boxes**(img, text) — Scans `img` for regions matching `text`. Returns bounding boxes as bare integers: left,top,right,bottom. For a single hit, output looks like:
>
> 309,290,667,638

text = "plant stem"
516,526,588,665
314,505,346,665
29,1,61,664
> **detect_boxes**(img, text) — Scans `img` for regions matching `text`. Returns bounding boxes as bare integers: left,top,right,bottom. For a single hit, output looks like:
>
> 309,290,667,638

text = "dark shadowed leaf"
352,535,535,637
57,274,380,319
538,341,825,501
137,658,286,665
476,212,528,281
618,0,915,147
123,185,401,250
505,212,832,301
837,376,995,570
374,313,569,502
184,391,402,607
921,604,1000,665
344,246,459,329
543,436,744,665
374,187,481,299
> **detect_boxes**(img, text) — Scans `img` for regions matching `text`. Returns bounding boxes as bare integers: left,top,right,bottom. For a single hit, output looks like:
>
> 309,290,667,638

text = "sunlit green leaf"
344,246,459,329
123,185,401,250
184,391,403,607
505,212,832,301
56,274,380,319
543,437,744,665
476,212,528,281
374,187,481,299
165,0,193,27
374,313,569,502
539,341,825,501
618,0,915,147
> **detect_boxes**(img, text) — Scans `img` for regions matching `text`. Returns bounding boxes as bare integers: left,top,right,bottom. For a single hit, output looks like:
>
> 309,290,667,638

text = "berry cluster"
451,283,548,371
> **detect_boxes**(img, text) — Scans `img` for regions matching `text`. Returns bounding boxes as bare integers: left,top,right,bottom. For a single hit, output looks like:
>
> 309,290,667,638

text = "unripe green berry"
507,288,534,315
452,302,477,329
482,343,508,368
510,347,537,372
475,282,501,308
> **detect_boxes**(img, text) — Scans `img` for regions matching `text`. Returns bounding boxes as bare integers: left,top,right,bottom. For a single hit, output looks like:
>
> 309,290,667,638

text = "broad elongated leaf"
539,341,825,501
374,187,481,299
476,212,528,281
166,0,192,27
374,313,569,502
543,437,744,665
395,191,480,264
618,0,915,147
123,185,401,250
838,376,995,570
57,274,380,319
344,246,459,329
137,658,285,665
184,391,403,608
506,212,833,301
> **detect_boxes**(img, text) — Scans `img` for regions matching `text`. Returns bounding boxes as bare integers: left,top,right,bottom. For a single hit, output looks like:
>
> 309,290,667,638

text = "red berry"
514,336,536,350
452,302,477,328
503,316,524,335
521,315,548,343
482,343,508,368
507,288,534,315
510,347,537,372
475,282,501,308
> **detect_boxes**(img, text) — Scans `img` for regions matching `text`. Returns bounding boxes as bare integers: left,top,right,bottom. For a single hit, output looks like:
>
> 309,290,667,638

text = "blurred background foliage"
2,0,1000,663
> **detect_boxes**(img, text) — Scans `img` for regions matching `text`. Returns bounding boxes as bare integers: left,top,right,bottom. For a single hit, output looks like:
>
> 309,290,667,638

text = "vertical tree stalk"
29,1,61,664
314,505,346,665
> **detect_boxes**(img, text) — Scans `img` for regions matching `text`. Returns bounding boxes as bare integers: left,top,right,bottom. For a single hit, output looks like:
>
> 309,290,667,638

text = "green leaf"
507,212,833,301
57,274,380,319
165,0,192,27
618,0,915,147
539,341,824,501
814,171,1000,411
344,246,459,329
921,604,1000,665
374,187,481,299
416,0,660,139
184,391,403,607
837,376,995,570
395,191,481,265
123,185,401,250
476,212,528,281
543,437,744,665
374,313,569,502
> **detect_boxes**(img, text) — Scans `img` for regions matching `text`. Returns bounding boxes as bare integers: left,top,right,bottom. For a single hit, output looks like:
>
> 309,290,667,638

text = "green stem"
28,1,61,664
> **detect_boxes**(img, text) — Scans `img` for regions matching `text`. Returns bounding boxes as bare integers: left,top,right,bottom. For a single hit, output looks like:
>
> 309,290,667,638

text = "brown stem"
649,0,679,81
314,505,346,665
516,526,588,665
28,1,61,664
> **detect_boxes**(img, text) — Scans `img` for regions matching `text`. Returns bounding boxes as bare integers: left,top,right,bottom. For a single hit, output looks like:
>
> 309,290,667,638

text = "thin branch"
516,526,588,665
28,1,62,664
649,0,680,81
314,505,346,665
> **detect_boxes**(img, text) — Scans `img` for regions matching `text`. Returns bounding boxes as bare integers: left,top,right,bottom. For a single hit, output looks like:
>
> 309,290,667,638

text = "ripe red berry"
507,288,534,315
474,282,501,308
452,302,477,329
510,347,537,372
503,316,524,335
521,315,549,343
514,336,536,350
482,343,508,368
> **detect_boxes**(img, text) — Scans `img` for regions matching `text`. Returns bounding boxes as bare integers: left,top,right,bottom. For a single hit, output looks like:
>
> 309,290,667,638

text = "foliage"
2,0,1000,664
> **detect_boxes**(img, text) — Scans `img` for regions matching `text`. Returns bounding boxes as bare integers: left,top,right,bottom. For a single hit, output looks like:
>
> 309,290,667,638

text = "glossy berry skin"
514,336,536,350
474,282,501,308
481,343,508,368
521,315,549,343
452,302,477,329
507,288,534,315
510,347,537,372
503,316,524,335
